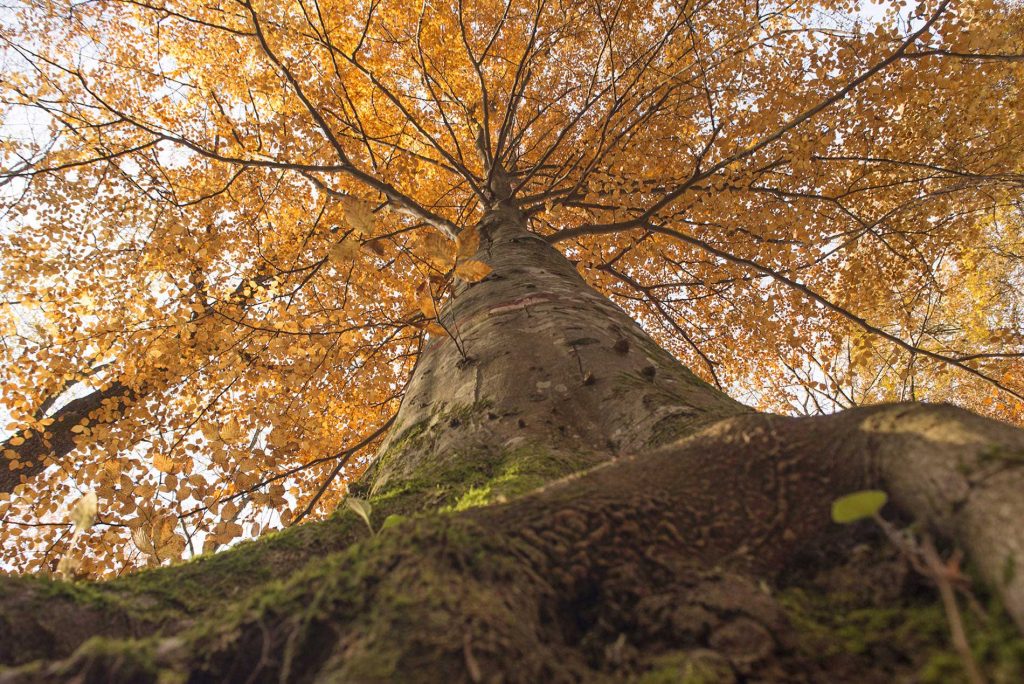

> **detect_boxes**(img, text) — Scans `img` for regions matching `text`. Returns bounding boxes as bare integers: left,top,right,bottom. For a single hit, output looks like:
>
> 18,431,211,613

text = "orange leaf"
153,452,174,473
329,239,361,264
455,260,492,283
456,226,480,260
415,282,439,319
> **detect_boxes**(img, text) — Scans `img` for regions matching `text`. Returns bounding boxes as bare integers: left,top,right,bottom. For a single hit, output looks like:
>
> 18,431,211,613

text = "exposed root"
2,403,1024,682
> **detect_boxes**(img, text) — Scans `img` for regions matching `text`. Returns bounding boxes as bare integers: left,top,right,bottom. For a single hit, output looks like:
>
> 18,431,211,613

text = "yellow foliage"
0,0,1021,575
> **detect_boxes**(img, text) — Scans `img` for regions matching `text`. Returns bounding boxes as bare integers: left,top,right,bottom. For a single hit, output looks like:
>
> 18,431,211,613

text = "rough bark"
1,205,1023,682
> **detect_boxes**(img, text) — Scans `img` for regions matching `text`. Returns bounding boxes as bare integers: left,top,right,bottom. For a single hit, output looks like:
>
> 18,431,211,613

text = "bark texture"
1,206,1023,682
2,405,1023,682
369,202,745,496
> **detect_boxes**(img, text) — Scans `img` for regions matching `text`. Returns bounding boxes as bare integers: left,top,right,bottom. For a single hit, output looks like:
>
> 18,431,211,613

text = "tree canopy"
0,0,1022,577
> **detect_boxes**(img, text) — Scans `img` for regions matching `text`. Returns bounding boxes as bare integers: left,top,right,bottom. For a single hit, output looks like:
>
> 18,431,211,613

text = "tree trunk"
1,205,1023,683
0,383,134,493
367,201,746,498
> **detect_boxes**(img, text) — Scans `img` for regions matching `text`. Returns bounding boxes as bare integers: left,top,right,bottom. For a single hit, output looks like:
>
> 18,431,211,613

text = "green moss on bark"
637,650,736,683
370,403,603,511
779,586,1024,682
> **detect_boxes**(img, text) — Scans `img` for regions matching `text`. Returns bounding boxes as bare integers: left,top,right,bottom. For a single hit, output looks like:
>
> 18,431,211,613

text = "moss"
0,465,538,677
9,479,1023,683
152,514,514,681
0,507,550,681
352,417,432,496
978,444,1024,467
30,432,536,679
373,435,600,515
20,573,115,610
444,444,580,511
779,587,1024,683
83,512,368,628
638,650,735,684
952,597,1024,683
50,636,160,681
365,404,487,496
114,543,269,609
101,444,505,630
374,402,491,469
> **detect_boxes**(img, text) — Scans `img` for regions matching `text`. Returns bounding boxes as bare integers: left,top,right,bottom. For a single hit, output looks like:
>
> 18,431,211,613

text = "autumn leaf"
417,231,453,270
456,226,480,260
69,491,98,533
344,198,375,237
2,0,1024,580
329,239,362,264
133,517,186,562
454,260,492,283
151,517,187,559
102,460,122,480
361,240,386,257
219,418,242,443
131,528,156,556
153,452,174,474
415,282,439,319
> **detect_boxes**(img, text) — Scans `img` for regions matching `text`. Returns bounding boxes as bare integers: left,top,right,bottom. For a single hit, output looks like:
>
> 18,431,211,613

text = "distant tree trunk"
0,382,133,493
1,202,1023,683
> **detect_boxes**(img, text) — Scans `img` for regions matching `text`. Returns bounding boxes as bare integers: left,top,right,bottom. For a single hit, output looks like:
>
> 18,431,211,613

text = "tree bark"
0,382,133,493
368,201,746,496
1,205,1023,683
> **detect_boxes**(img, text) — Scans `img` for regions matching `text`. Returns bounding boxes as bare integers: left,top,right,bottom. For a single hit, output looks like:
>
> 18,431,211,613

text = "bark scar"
486,293,558,317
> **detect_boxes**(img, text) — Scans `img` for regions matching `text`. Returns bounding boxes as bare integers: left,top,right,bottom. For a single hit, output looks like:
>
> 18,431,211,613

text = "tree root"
1,402,1023,682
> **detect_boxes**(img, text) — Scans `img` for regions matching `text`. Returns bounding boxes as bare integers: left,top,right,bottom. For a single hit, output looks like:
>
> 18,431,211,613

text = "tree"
0,0,1023,679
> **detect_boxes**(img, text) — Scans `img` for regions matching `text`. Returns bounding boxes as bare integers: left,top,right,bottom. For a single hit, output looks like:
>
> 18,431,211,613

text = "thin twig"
920,535,987,684
290,414,396,526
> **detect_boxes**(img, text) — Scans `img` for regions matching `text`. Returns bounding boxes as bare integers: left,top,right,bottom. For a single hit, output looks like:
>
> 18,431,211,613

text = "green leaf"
345,496,374,534
381,514,407,531
831,490,888,524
